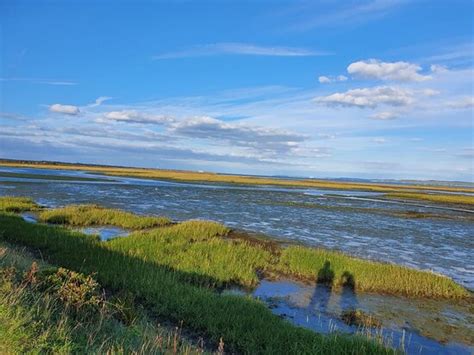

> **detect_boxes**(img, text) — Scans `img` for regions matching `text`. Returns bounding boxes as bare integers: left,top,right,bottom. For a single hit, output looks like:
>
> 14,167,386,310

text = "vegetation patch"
0,196,39,213
0,214,393,354
38,204,172,229
341,309,382,328
274,246,469,299
385,192,474,206
110,221,273,288
0,242,206,354
0,171,108,182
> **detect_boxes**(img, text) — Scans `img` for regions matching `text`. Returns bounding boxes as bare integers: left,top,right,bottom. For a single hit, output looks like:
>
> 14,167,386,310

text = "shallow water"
2,166,473,289
228,279,473,354
80,226,128,240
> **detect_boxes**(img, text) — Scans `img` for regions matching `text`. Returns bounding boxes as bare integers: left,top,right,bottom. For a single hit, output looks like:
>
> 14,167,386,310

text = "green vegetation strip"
0,214,391,354
385,192,474,206
39,204,172,229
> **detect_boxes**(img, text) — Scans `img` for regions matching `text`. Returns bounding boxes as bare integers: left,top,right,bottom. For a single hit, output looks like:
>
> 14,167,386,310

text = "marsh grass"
385,192,474,206
26,202,471,299
38,204,172,229
110,221,273,288
0,242,206,354
0,214,393,354
0,196,39,213
3,160,473,194
275,246,469,299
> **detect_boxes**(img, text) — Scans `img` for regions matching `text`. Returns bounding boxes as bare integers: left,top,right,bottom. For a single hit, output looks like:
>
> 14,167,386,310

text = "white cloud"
318,75,348,84
154,43,330,59
102,110,174,124
88,96,112,107
318,76,331,84
315,86,415,108
49,104,80,115
430,64,449,74
448,96,474,109
347,59,431,82
373,137,387,144
369,111,399,120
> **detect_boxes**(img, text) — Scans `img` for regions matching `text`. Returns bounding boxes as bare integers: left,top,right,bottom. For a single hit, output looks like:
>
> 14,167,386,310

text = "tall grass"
0,242,207,354
0,196,39,213
38,204,172,229
0,214,392,354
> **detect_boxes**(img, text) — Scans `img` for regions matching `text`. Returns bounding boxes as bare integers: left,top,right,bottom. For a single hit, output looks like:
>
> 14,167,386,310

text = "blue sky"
1,0,473,181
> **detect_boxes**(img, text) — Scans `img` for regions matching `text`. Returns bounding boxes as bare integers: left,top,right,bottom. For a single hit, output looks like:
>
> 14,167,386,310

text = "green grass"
110,221,273,288
0,213,393,354
0,242,206,354
385,192,474,206
0,196,39,213
274,246,469,299
38,204,172,229
27,202,471,299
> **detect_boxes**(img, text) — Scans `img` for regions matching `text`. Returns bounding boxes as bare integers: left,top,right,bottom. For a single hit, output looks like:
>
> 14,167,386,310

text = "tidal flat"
0,166,473,354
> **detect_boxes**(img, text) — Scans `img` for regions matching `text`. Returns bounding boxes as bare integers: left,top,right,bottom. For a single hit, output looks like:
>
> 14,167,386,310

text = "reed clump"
38,204,172,229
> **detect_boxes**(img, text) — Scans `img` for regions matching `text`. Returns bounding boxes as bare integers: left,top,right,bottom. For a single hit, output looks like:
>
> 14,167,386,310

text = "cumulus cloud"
101,110,174,124
369,111,399,120
347,59,431,82
315,86,415,108
49,104,80,115
318,75,348,84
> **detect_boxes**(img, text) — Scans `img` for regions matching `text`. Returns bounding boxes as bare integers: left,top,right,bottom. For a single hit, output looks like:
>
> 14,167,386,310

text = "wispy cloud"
285,0,407,31
0,77,77,86
153,42,330,59
49,104,80,115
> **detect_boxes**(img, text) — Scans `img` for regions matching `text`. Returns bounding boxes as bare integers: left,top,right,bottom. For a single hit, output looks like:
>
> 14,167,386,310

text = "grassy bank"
27,202,470,299
39,204,172,229
0,171,109,182
0,242,208,354
0,214,392,354
385,192,474,206
2,159,473,195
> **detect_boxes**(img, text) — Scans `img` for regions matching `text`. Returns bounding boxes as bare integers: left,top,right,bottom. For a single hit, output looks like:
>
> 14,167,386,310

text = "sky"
0,0,473,181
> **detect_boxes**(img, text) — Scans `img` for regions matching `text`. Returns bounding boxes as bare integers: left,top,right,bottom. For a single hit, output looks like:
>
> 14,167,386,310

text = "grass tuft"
38,204,172,229
0,196,39,213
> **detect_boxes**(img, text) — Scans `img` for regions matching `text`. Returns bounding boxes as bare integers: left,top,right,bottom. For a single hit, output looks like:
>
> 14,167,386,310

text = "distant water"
1,166,473,289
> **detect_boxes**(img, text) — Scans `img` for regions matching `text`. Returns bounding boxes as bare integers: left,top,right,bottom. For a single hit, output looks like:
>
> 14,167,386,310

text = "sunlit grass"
0,214,392,354
385,192,474,206
110,221,273,288
0,196,39,213
38,204,172,229
274,246,469,299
